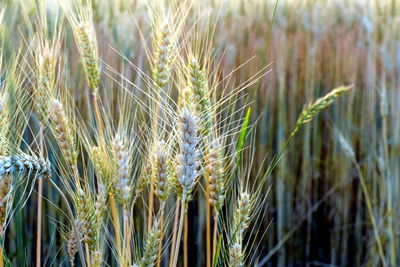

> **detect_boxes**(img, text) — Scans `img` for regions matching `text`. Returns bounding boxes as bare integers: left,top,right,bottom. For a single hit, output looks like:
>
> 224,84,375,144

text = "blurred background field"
1,0,399,266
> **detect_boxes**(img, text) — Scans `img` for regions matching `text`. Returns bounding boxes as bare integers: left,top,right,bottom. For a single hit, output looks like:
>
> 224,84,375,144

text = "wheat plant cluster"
0,0,396,266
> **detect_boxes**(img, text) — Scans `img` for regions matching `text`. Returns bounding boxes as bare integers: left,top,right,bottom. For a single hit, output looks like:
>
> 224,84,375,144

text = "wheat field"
0,0,398,266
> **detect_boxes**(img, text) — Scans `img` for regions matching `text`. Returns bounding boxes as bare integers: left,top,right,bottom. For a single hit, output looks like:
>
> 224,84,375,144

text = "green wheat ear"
292,85,353,137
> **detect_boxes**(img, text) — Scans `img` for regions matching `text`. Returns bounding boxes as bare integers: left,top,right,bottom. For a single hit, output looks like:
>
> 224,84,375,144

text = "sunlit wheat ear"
140,219,161,267
67,220,81,267
0,153,51,179
136,160,152,197
292,86,352,136
50,99,78,167
229,243,243,267
229,191,252,267
91,146,114,191
112,134,131,204
94,182,107,222
233,191,252,237
76,189,98,251
154,140,170,202
35,43,58,123
207,140,225,214
91,250,103,267
188,57,213,134
0,174,12,236
178,87,192,110
75,22,100,92
169,158,182,199
177,109,200,201
152,20,172,89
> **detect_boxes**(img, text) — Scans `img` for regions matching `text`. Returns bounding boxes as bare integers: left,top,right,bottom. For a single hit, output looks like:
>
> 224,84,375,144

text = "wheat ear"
172,109,200,267
229,191,252,267
154,140,170,266
291,86,352,138
75,23,100,93
140,219,161,267
50,99,78,168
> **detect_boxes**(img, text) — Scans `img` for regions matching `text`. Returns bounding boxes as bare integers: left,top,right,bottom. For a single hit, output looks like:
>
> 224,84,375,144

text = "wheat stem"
36,126,44,267
156,201,165,267
212,212,219,263
85,243,91,267
184,213,188,267
169,199,180,267
205,171,211,267
0,246,3,267
122,204,131,265
172,197,186,267
353,160,386,266
109,192,121,260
